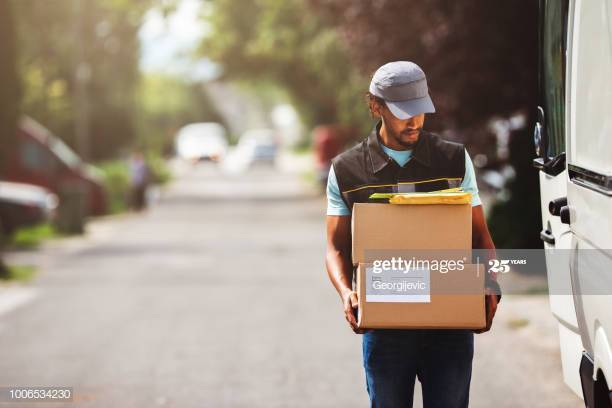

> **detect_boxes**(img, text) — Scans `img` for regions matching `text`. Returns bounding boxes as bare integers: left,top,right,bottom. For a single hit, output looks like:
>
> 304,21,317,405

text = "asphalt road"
0,162,583,407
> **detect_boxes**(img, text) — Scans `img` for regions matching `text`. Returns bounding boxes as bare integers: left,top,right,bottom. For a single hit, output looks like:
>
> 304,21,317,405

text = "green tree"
201,0,370,131
0,0,20,170
311,0,541,248
13,0,156,161
0,0,21,278
311,0,538,133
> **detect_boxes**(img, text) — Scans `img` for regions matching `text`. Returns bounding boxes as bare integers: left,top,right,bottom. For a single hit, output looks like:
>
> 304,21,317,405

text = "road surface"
1,163,582,407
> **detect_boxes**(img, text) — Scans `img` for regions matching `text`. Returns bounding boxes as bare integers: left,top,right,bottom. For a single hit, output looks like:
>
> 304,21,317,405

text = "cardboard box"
352,202,472,264
351,202,485,329
356,263,485,329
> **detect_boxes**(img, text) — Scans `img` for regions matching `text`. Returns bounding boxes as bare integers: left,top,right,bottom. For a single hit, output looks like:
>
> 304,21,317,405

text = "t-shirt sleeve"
326,165,351,216
461,149,482,207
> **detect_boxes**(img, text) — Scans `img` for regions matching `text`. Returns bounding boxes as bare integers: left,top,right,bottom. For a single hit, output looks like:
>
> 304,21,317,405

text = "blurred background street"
1,164,581,407
0,0,588,406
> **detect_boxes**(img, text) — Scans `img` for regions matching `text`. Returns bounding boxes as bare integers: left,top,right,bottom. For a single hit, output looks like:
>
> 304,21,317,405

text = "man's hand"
473,288,499,334
472,204,499,334
343,290,364,334
327,215,364,333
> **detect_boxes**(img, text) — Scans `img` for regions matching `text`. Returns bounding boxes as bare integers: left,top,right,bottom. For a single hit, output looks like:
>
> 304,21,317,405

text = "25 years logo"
488,258,527,273
488,259,510,273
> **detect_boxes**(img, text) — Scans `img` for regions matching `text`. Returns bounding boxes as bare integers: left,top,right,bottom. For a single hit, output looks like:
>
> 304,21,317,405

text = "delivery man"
325,61,501,408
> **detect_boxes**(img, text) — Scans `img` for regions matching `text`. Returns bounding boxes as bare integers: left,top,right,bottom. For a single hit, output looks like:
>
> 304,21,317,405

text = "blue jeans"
362,329,474,408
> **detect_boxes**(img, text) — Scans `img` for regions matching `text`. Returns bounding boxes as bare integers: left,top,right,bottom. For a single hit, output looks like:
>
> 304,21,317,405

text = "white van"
175,123,228,162
535,0,612,406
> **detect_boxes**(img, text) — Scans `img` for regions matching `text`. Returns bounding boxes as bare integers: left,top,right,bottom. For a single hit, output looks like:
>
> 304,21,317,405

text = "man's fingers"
344,301,357,324
345,309,357,325
349,292,359,308
487,295,498,322
474,323,491,334
474,294,498,334
343,291,361,334
344,309,362,333
484,294,497,331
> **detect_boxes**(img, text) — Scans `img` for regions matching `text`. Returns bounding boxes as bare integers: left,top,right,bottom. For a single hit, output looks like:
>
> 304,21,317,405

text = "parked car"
0,181,58,236
235,128,278,165
4,116,107,216
175,122,228,162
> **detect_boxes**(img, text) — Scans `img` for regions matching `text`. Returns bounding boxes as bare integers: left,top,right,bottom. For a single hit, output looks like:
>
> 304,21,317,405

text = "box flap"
351,203,472,265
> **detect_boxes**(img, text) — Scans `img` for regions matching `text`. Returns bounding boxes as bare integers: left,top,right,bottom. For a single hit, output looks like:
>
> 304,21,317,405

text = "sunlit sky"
138,0,302,135
138,0,219,80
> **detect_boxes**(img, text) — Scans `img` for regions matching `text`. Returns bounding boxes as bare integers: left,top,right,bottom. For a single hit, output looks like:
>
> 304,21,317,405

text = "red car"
4,116,107,216
0,181,58,236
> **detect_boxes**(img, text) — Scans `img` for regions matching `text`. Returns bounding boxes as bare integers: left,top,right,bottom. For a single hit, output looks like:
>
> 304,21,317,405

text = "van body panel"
565,0,612,393
568,0,612,176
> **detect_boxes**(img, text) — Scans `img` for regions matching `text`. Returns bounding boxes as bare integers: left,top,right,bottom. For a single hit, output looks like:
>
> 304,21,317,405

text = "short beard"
396,138,417,149
394,128,421,149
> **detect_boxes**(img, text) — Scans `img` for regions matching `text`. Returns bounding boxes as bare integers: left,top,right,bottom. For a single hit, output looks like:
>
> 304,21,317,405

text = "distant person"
325,61,501,407
314,126,344,187
129,151,150,211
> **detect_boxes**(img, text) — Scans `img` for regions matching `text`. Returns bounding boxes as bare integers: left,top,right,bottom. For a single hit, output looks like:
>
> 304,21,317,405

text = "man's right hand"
343,290,364,334
326,215,364,333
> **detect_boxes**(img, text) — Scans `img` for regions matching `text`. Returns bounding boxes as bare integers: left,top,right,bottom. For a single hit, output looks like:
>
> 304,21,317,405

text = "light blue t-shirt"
326,147,482,216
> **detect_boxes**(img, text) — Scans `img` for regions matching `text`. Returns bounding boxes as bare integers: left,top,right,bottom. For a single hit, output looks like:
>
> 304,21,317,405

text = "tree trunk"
0,0,21,279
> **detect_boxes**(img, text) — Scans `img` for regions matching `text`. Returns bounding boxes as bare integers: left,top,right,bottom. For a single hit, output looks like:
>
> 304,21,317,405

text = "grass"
292,143,313,155
0,265,37,282
97,160,130,214
97,154,172,214
300,169,317,185
507,318,530,330
146,153,172,185
10,223,58,249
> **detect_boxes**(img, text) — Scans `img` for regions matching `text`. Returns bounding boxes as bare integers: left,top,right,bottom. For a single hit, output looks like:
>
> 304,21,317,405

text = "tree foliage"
9,0,222,161
0,0,20,174
12,0,153,160
200,0,371,130
311,0,538,134
0,0,21,277
310,0,541,248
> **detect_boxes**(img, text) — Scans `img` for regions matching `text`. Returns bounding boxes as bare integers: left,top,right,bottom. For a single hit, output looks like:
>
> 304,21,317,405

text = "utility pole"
73,0,91,162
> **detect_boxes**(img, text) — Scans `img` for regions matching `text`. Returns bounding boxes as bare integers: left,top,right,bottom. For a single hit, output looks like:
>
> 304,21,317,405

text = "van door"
534,0,583,397
566,0,612,397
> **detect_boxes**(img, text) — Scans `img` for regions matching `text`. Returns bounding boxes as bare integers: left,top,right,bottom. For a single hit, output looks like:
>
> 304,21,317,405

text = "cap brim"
385,95,435,120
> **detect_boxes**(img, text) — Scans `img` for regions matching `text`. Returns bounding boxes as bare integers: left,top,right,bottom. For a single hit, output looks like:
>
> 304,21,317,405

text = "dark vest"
332,122,465,211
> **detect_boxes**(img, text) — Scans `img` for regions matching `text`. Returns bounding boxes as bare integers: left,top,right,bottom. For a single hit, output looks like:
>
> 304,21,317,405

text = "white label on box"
365,266,431,303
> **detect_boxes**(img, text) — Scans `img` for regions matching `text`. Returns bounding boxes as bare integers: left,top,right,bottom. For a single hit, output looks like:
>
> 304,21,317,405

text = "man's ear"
369,99,383,119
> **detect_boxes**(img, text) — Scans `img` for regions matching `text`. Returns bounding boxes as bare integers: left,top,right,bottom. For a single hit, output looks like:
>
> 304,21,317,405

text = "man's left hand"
473,288,499,334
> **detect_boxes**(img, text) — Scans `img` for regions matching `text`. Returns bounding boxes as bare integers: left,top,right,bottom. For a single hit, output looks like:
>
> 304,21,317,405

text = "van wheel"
593,371,611,408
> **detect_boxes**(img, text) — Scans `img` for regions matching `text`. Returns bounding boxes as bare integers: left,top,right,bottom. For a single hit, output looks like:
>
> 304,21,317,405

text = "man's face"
374,101,425,149
382,106,425,149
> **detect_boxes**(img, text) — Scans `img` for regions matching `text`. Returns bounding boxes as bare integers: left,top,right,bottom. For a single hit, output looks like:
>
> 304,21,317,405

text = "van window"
20,139,63,175
570,0,612,174
21,140,48,172
542,0,568,157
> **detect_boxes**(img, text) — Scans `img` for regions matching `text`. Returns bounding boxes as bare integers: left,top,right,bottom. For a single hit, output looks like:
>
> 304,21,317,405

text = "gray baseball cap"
369,61,435,120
